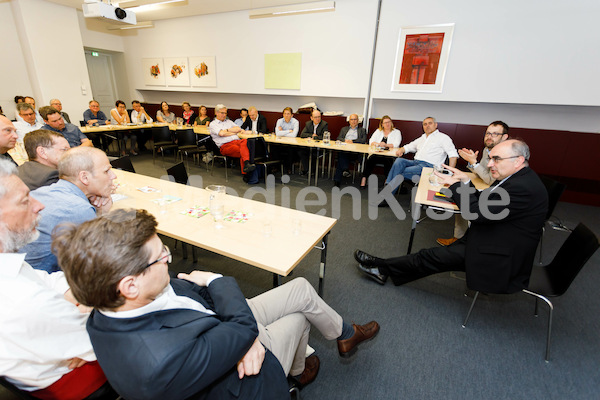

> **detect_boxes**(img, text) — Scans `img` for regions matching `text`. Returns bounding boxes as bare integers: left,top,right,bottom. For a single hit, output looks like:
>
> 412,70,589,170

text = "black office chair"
206,137,229,181
152,126,178,166
176,129,207,171
253,137,282,185
462,223,599,361
110,156,135,173
538,176,567,263
166,162,188,185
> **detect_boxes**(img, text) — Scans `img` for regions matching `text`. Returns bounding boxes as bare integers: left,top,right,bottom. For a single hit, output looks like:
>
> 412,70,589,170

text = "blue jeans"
385,159,433,193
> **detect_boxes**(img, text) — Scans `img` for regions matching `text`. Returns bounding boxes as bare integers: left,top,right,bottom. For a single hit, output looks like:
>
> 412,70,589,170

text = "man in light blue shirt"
234,108,248,126
40,106,92,148
273,107,300,173
19,147,116,272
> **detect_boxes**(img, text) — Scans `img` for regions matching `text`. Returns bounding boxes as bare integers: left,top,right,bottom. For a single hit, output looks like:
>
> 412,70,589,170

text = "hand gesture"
458,148,478,165
178,271,219,287
237,339,265,379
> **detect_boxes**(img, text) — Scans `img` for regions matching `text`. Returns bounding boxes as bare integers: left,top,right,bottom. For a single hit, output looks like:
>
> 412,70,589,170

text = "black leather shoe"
353,249,383,267
357,264,388,285
243,161,256,173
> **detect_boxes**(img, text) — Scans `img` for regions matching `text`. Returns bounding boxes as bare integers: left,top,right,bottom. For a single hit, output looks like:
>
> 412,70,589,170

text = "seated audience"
0,159,115,399
20,96,44,124
437,121,509,246
334,114,367,187
356,140,548,296
49,99,71,124
131,100,153,151
18,129,69,190
19,147,116,272
241,106,268,133
55,208,380,399
234,108,248,126
156,101,176,123
41,106,93,148
110,100,137,156
83,100,109,126
209,104,257,178
181,101,196,126
13,103,44,143
194,105,211,126
384,117,458,196
274,107,300,173
359,115,401,188
298,109,328,175
0,115,19,166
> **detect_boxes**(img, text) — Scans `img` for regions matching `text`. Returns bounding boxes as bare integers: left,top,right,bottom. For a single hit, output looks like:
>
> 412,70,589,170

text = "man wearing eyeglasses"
355,139,548,296
56,209,380,400
17,129,70,190
13,103,44,143
436,121,509,246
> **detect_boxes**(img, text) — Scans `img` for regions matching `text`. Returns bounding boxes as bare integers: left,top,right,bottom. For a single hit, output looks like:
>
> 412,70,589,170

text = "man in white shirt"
209,104,256,178
0,159,114,398
16,96,44,124
13,103,44,143
131,100,153,151
385,117,458,194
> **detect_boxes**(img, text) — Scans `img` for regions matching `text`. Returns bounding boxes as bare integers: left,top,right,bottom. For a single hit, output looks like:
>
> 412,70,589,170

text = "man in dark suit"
240,106,268,134
298,109,329,175
355,139,548,294
334,113,367,187
56,209,380,400
17,129,69,190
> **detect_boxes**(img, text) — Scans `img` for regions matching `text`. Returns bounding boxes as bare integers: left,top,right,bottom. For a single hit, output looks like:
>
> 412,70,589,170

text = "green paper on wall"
264,53,301,90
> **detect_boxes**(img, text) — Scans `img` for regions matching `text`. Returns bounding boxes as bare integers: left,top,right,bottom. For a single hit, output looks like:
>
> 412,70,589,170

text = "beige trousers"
247,277,343,376
454,214,469,239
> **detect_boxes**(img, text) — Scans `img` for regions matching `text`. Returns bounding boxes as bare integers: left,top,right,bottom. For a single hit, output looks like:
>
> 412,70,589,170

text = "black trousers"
380,237,467,285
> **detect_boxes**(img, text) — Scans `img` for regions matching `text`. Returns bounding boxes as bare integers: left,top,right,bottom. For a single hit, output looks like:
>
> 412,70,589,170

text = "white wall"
0,2,33,119
9,0,93,121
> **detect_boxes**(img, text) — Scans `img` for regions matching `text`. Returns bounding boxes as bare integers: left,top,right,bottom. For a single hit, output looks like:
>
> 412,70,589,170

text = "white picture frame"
189,56,217,87
142,58,165,86
164,57,190,87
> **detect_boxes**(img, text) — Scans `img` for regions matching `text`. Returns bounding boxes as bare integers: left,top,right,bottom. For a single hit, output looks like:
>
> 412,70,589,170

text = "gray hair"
215,104,227,113
510,140,530,164
58,147,104,181
424,116,437,123
0,159,17,199
16,103,34,114
49,99,61,106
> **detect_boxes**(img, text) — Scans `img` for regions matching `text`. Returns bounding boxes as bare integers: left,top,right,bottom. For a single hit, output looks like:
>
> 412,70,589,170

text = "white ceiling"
46,0,309,22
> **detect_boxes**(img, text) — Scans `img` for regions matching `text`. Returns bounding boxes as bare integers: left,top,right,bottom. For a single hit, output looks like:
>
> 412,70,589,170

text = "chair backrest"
166,162,188,185
205,136,223,156
176,129,197,147
110,156,135,173
544,223,599,296
540,175,567,221
254,137,269,158
152,126,173,143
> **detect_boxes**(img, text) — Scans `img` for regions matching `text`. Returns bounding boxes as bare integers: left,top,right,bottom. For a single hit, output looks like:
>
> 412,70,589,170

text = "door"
85,51,118,118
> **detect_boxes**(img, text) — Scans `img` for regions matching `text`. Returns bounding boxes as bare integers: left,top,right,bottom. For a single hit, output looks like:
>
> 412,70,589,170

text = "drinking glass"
206,185,226,229
323,131,330,144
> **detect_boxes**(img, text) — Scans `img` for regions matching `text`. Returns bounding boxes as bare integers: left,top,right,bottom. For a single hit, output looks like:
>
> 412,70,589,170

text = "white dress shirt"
0,253,95,391
403,129,459,166
131,110,153,124
13,120,44,143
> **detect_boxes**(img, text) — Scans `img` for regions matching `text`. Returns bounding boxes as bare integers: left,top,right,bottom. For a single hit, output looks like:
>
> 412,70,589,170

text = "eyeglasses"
489,155,520,163
485,131,504,137
144,245,171,270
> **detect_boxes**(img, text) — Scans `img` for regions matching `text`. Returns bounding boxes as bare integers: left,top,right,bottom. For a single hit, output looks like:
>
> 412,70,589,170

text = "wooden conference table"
407,167,489,254
111,169,337,295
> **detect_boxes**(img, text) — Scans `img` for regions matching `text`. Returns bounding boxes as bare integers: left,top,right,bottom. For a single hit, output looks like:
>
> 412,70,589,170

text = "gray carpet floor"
3,151,599,400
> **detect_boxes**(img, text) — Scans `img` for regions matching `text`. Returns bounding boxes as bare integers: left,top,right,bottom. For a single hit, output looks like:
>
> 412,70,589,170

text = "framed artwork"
142,58,165,86
391,24,454,93
164,57,190,87
189,56,217,87
264,53,302,90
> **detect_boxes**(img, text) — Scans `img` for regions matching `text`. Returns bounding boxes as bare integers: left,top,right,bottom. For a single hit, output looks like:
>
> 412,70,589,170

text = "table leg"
406,216,417,254
318,233,329,297
308,150,312,186
315,148,319,186
273,273,282,287
327,150,332,179
192,246,197,264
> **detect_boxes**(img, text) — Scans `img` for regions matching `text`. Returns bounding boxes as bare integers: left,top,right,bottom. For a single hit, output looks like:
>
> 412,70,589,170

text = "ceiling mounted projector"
83,0,137,25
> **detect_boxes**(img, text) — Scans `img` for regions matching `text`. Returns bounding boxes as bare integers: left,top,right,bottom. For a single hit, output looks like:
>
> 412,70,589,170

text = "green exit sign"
91,51,99,57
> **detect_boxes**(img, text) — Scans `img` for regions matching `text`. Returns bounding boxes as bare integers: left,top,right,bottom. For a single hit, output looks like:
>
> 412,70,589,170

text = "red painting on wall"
399,33,445,85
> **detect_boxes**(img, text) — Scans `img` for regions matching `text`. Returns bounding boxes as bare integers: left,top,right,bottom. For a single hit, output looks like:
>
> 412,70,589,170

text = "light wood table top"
415,167,489,210
111,170,337,277
81,122,199,134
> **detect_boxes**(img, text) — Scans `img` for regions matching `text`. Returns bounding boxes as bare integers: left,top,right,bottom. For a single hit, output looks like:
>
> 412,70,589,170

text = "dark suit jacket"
86,277,288,400
241,114,268,133
337,126,367,144
17,161,59,191
449,167,548,293
300,120,329,140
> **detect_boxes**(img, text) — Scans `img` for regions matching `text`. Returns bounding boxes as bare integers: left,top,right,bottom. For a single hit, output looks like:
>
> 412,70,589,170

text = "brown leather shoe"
337,321,380,358
293,354,320,389
436,237,458,246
